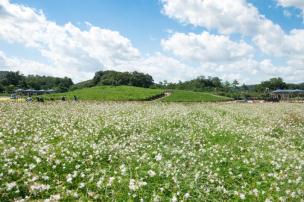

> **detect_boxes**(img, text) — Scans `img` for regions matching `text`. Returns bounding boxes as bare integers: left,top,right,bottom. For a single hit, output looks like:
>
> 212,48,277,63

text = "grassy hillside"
45,86,164,101
162,90,232,102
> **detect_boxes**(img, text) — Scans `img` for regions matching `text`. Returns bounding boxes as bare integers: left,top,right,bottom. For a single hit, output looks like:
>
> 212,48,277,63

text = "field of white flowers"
0,102,303,201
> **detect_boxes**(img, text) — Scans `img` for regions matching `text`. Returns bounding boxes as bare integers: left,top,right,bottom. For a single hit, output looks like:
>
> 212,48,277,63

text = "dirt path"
151,92,171,101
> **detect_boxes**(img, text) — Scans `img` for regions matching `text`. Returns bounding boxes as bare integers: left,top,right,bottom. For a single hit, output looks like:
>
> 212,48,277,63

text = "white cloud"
254,29,304,58
160,0,304,83
106,53,194,83
0,0,140,81
161,0,278,36
197,59,304,84
277,0,304,12
161,32,253,63
0,0,201,83
160,0,304,58
0,51,93,80
0,0,303,84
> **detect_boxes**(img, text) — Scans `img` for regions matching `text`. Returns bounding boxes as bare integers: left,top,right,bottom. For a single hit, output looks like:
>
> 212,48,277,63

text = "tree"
257,77,287,91
241,83,249,91
0,83,4,93
5,85,15,94
92,71,104,85
2,71,25,87
129,71,153,88
223,81,231,92
232,80,239,88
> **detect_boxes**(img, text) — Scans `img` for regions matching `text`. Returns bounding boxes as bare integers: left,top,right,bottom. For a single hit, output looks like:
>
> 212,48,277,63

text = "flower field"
0,102,303,201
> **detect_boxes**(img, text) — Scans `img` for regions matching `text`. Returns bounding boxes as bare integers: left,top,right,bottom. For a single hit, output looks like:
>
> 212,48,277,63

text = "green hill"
162,90,232,102
45,86,164,101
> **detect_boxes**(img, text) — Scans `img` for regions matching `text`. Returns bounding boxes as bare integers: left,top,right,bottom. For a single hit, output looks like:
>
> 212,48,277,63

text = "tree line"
1,70,303,100
154,77,304,99
0,71,73,93
157,76,303,91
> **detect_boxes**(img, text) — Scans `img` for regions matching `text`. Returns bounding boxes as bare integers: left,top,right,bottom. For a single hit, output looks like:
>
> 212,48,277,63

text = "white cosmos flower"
79,183,85,189
239,193,246,200
6,182,17,191
148,170,156,177
184,192,190,199
120,164,127,176
171,194,178,202
155,153,162,161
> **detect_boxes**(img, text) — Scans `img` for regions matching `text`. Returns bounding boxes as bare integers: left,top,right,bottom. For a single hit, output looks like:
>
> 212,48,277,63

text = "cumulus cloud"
254,29,304,57
0,0,303,84
112,53,194,82
160,0,304,83
160,0,304,58
0,51,93,81
0,0,141,81
161,32,253,63
161,0,277,36
277,0,304,13
196,59,303,84
0,0,204,83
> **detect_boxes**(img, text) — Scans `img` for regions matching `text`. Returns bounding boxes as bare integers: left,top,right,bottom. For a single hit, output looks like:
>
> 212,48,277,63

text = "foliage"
0,83,5,93
25,75,73,92
162,90,232,102
156,77,303,100
156,76,224,92
70,80,95,91
255,77,287,92
0,102,303,201
93,70,154,88
45,86,164,101
0,71,74,93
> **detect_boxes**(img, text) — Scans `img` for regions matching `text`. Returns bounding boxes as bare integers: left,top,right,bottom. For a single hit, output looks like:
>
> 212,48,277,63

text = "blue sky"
0,0,304,83
9,0,304,52
10,0,203,53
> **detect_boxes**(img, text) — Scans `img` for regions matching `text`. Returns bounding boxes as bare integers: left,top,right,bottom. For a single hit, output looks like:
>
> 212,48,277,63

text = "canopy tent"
272,89,304,100
14,89,56,96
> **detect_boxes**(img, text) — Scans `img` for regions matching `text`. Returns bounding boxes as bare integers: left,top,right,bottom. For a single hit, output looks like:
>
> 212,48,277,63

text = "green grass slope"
45,86,164,101
162,90,232,102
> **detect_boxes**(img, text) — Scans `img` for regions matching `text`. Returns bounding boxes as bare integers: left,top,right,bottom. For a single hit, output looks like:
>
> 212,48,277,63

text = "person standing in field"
73,95,78,101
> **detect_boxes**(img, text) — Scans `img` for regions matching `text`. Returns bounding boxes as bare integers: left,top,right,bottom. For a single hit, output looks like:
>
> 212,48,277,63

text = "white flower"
129,179,146,191
50,194,61,201
129,179,137,191
30,183,50,192
252,188,259,197
155,153,162,161
6,182,17,191
239,193,246,200
97,177,104,188
184,193,190,199
42,175,49,181
79,183,85,189
120,164,127,176
171,195,178,202
107,177,115,187
66,174,73,183
148,170,156,177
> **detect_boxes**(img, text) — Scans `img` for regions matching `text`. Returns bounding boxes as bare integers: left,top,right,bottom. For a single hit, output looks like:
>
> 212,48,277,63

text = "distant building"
14,89,56,96
272,89,304,101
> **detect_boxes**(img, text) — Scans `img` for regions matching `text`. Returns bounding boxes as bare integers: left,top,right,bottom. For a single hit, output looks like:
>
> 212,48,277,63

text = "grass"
44,86,165,101
162,90,232,102
0,102,303,201
0,93,9,97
